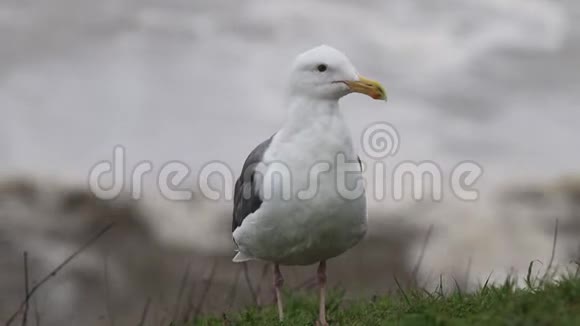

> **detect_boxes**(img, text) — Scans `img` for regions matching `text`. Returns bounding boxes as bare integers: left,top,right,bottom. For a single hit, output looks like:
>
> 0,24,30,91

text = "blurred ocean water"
0,0,578,186
1,0,580,271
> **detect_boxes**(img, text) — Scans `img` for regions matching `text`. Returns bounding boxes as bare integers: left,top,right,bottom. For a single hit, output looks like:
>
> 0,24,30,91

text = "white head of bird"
288,45,386,101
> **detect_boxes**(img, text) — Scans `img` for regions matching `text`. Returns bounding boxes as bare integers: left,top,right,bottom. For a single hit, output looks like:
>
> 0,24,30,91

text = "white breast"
234,112,368,265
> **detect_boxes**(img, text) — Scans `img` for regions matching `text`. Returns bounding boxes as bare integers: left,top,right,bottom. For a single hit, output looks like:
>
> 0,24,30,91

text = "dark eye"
317,64,327,72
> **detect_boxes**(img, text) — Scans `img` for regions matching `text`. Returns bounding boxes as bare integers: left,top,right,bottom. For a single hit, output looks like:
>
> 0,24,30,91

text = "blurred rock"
0,177,216,325
3,175,580,325
499,175,580,260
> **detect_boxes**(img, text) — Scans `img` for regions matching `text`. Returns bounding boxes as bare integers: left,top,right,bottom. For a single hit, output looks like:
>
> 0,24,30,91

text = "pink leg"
317,260,328,326
273,263,284,321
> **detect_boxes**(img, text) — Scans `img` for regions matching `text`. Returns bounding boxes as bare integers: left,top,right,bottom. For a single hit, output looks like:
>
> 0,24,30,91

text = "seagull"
232,45,386,325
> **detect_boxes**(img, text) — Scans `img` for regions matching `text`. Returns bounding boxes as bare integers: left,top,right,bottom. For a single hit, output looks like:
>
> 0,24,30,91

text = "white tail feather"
232,251,255,263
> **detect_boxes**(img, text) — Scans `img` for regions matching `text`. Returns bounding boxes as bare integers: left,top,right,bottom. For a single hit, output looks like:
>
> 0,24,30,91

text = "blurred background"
1,0,579,325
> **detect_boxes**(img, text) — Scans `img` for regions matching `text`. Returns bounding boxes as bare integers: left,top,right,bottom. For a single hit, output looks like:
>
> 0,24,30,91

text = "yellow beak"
343,75,387,101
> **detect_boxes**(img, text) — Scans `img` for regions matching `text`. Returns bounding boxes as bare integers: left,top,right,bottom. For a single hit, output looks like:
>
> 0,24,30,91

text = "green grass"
188,274,580,326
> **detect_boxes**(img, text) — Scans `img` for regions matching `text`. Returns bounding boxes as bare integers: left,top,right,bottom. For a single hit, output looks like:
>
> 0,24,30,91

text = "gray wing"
232,136,273,232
